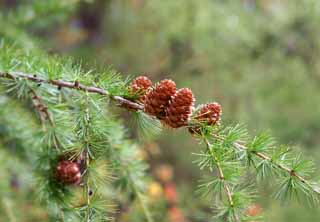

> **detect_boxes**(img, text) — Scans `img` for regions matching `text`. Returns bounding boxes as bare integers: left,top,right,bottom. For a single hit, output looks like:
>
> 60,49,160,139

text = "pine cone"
55,160,81,185
189,102,222,134
195,102,222,125
129,76,152,102
163,88,195,128
144,79,176,118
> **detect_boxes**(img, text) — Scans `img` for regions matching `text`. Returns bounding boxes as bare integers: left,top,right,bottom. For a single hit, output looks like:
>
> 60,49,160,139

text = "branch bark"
0,71,144,111
29,89,61,150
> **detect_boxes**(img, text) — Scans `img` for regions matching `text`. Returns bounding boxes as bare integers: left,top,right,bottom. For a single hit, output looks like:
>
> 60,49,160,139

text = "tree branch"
0,71,144,111
203,137,239,221
212,134,320,195
1,70,318,197
28,88,61,150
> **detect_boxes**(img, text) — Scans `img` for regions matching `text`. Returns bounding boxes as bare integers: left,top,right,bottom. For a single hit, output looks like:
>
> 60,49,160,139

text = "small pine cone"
129,76,152,100
189,102,222,134
129,76,152,93
144,79,176,118
195,102,222,125
164,88,195,128
55,160,81,185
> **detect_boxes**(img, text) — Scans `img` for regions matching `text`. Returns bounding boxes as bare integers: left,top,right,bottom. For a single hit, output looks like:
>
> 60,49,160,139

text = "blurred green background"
1,0,320,221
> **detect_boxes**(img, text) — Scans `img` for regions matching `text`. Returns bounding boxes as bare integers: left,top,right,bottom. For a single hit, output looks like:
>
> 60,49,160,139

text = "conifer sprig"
1,70,318,198
0,70,152,220
207,124,320,205
203,137,240,221
233,137,319,195
29,89,62,151
1,57,319,221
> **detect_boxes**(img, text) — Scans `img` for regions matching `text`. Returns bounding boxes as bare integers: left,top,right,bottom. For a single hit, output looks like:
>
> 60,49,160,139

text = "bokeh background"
1,0,320,221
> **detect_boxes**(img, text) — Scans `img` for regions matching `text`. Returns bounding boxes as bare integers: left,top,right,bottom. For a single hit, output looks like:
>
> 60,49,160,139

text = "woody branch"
0,70,318,196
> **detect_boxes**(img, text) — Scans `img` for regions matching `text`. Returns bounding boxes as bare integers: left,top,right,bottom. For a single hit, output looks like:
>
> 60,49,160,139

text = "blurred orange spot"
164,182,178,204
168,207,185,222
246,203,262,217
156,164,173,183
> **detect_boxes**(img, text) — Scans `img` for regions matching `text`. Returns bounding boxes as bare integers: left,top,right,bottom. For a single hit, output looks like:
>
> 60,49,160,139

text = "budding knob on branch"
55,160,81,185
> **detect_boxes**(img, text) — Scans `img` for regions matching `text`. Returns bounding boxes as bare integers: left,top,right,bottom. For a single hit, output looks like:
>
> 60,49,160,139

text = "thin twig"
30,89,47,131
0,71,143,111
212,134,320,195
203,137,239,221
83,93,92,222
29,89,60,150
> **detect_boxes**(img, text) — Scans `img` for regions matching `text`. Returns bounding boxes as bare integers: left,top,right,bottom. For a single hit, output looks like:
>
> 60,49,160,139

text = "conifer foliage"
0,44,320,222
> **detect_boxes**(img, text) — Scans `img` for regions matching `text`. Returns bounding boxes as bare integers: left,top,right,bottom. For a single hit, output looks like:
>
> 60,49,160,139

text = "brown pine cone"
129,76,152,102
189,102,222,134
195,102,222,125
129,76,152,93
55,160,81,185
144,79,176,118
163,88,195,128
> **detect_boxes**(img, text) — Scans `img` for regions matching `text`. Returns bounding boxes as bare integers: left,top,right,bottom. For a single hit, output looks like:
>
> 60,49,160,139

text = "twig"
83,93,92,222
212,134,320,195
0,71,143,111
29,89,60,150
30,90,47,131
203,137,239,221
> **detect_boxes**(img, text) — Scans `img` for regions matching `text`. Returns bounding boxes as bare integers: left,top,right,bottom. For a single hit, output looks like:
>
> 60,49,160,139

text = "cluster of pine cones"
55,76,222,185
128,76,222,131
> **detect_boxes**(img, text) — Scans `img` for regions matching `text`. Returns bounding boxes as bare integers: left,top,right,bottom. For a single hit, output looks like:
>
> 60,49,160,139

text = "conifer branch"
212,134,320,195
203,137,240,221
1,70,318,196
29,89,53,126
29,88,61,150
0,71,143,111
30,89,48,131
84,95,92,222
1,69,319,221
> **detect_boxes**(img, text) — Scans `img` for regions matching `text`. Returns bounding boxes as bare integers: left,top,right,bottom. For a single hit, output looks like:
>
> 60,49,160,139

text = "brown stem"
29,89,60,150
30,90,47,132
30,89,54,125
0,71,143,111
